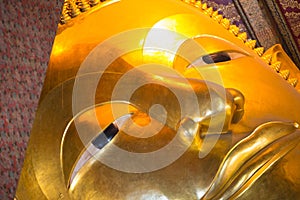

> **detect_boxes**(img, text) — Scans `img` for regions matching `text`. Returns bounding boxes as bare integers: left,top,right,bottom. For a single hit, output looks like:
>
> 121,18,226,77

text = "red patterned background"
0,1,62,199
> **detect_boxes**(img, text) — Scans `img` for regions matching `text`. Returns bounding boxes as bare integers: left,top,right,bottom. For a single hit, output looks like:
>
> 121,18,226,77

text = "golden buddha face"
17,0,300,199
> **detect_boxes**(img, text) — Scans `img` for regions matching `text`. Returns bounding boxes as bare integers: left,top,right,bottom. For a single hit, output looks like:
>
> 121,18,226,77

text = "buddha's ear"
262,44,300,90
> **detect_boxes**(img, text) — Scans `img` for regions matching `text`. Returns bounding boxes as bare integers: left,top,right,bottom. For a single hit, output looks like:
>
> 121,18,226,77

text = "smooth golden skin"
16,0,300,199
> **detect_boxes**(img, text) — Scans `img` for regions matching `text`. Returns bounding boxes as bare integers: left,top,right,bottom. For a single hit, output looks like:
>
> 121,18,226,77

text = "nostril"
226,88,245,124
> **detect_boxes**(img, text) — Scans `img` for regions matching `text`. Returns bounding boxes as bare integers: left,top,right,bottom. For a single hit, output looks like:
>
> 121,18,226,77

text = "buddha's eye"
187,51,245,68
202,52,231,64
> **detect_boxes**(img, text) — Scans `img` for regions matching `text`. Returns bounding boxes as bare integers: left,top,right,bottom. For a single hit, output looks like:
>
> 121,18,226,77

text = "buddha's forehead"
52,1,256,67
145,13,253,54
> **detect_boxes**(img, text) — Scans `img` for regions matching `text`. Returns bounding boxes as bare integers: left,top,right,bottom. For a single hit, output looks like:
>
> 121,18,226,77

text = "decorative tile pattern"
276,0,300,65
263,0,300,67
239,0,280,49
202,0,248,34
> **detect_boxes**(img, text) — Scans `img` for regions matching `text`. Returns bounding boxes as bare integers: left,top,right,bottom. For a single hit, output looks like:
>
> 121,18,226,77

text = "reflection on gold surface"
17,0,300,199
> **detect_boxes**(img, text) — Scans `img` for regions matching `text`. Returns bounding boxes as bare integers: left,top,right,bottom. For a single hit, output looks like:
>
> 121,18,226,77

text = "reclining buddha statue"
16,0,300,199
